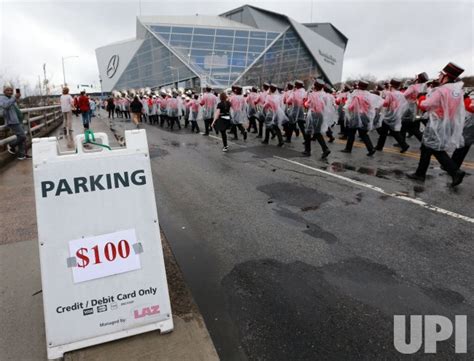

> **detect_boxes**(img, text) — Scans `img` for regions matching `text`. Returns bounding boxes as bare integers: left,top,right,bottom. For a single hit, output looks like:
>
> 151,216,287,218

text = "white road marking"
209,134,247,148
273,156,474,224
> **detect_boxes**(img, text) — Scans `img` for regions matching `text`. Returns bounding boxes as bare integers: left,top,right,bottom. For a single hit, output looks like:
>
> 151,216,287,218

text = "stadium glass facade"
96,5,347,92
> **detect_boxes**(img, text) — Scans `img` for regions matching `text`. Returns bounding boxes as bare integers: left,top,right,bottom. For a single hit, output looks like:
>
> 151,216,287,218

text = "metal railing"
0,105,63,147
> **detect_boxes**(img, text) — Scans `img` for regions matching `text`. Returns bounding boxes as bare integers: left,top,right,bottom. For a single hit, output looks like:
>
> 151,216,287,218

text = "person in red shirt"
450,93,474,170
77,91,91,129
464,94,474,112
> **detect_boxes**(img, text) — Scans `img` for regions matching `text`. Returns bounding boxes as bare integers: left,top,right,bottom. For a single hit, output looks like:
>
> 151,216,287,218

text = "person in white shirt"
60,87,74,135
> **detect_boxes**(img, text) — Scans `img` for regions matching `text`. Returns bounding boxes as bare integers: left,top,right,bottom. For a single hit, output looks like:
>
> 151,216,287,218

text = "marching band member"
400,72,429,143
286,80,307,143
407,62,466,187
341,80,378,156
375,79,410,152
336,85,350,139
200,86,218,136
262,84,286,147
302,79,332,159
189,94,201,134
167,91,180,131
229,85,248,140
255,82,270,138
246,86,259,134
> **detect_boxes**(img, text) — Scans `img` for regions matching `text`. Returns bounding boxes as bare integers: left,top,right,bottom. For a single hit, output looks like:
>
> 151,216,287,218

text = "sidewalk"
0,110,219,361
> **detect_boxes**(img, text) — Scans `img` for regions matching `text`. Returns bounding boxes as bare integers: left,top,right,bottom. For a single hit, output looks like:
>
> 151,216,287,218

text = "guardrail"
0,105,63,148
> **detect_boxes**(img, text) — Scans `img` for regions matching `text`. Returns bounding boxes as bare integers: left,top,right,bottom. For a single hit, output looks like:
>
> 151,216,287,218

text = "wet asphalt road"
114,119,474,360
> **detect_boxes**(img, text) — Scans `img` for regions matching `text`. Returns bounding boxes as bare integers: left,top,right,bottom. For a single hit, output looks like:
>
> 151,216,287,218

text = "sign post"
32,130,173,359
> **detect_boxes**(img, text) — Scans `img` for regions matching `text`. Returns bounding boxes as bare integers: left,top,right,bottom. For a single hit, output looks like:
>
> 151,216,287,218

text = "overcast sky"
0,0,472,91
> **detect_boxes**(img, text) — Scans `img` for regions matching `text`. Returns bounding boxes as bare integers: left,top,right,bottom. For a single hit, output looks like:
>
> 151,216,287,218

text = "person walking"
59,87,74,136
77,91,91,129
0,83,31,160
450,92,474,170
255,83,270,138
106,96,115,119
285,80,307,143
407,62,466,187
167,91,180,130
229,85,248,140
130,95,143,128
341,80,379,156
211,92,232,152
246,86,259,133
89,96,96,119
201,86,218,136
302,79,331,158
73,96,80,117
189,94,201,133
123,95,131,120
141,96,150,123
400,72,429,143
261,84,286,147
336,84,351,139
159,91,168,127
375,79,409,152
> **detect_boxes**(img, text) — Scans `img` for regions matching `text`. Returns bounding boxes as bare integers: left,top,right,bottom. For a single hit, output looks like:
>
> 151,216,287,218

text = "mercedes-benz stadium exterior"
96,5,348,92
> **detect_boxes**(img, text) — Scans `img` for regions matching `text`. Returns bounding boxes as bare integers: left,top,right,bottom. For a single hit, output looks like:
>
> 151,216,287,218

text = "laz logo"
133,305,160,319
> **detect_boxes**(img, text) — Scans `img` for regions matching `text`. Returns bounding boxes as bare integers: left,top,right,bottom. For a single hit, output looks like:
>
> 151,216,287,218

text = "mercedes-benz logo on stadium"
106,55,119,78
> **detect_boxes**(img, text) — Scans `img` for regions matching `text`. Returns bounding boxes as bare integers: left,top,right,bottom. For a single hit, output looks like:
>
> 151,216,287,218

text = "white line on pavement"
273,156,474,224
209,135,247,148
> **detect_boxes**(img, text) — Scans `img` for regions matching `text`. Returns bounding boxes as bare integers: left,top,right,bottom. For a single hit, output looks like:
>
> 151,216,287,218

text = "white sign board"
32,130,173,359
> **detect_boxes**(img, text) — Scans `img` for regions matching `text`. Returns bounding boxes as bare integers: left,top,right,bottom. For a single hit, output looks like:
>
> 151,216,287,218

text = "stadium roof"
220,4,348,85
138,15,255,29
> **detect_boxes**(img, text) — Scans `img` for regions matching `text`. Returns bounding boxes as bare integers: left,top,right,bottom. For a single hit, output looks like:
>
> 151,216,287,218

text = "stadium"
96,4,348,92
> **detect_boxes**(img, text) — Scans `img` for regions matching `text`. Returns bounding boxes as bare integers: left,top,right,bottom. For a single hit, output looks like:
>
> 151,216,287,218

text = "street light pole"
62,57,66,87
99,76,103,99
62,56,79,87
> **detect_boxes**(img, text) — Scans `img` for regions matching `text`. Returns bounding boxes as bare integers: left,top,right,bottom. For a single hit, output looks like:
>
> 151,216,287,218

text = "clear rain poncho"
188,100,200,121
344,90,381,131
247,92,259,118
421,82,466,151
200,93,218,120
305,91,329,135
166,97,179,118
230,94,248,125
322,92,338,128
264,92,288,127
382,90,408,131
403,83,426,122
287,88,306,124
369,92,384,129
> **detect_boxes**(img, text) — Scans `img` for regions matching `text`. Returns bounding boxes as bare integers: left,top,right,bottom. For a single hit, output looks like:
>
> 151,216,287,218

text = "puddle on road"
257,182,332,209
413,185,425,194
150,149,169,158
222,257,468,361
257,183,337,244
329,162,406,180
149,145,169,158
274,206,338,244
330,162,356,172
